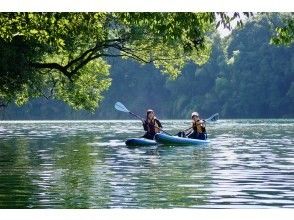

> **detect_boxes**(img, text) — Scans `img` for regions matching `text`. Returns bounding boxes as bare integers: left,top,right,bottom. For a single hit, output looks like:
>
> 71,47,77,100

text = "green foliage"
0,12,223,110
114,13,215,78
55,59,111,111
0,13,111,110
89,13,293,119
4,13,293,119
217,13,294,118
271,13,294,46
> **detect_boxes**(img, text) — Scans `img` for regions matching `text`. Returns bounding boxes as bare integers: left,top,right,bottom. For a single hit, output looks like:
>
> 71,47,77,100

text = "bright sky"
0,1,280,39
0,0,293,11
217,13,250,38
218,28,232,38
0,1,289,39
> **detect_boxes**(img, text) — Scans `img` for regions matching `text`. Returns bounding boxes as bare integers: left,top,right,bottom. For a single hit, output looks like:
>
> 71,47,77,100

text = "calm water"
0,119,293,208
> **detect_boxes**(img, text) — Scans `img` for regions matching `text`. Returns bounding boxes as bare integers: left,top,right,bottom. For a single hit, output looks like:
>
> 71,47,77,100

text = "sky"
0,0,293,12
0,1,290,39
216,13,252,38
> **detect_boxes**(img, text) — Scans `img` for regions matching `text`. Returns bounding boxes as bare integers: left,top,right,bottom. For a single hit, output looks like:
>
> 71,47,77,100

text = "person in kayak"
142,109,162,140
184,112,207,140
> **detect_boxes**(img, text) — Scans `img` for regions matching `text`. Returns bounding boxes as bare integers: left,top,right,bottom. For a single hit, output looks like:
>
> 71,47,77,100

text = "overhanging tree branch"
29,35,184,80
29,62,72,80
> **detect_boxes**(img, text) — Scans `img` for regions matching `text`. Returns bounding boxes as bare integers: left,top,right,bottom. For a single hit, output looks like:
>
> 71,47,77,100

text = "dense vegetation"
1,13,294,119
1,12,238,110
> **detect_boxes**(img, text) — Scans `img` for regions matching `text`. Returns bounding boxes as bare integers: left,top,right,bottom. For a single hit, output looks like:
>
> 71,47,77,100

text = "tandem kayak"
154,133,210,146
125,138,157,147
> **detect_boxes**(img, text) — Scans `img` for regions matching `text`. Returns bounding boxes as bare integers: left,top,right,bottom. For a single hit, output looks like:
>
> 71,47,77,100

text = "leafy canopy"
0,12,249,110
271,13,294,46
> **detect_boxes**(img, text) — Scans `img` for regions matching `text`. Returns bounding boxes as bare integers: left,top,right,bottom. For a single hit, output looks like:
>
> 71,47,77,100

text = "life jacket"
144,117,161,134
192,119,206,133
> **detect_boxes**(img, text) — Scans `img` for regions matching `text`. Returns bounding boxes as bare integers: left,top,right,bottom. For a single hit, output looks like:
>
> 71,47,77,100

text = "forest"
1,13,294,119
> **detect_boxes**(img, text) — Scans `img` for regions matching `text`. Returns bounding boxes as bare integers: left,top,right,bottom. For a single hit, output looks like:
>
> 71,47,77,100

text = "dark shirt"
143,118,162,135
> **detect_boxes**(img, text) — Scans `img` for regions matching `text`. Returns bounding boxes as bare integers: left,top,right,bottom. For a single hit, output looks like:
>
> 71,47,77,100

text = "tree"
271,13,294,46
4,13,293,119
0,12,250,111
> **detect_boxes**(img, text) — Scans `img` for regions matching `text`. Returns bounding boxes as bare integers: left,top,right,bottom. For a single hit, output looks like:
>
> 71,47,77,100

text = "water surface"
0,119,293,208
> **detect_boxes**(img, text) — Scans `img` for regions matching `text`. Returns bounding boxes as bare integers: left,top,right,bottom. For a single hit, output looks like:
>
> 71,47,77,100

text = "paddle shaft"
115,102,172,136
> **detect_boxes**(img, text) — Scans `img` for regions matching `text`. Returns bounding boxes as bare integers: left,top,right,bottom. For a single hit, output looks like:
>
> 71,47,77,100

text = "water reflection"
0,120,293,208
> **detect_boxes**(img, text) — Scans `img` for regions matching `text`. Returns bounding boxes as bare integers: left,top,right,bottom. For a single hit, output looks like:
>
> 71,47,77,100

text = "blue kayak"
125,138,157,147
154,133,209,146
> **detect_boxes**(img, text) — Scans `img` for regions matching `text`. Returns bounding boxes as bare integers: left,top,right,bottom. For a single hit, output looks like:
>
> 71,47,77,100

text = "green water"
0,119,293,208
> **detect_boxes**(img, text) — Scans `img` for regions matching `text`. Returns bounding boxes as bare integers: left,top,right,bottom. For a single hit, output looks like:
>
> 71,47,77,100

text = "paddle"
175,113,219,136
115,102,144,121
204,113,219,123
114,102,172,136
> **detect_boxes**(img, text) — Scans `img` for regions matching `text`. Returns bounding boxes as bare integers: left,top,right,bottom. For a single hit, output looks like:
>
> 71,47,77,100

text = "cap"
147,109,154,113
191,112,199,118
147,109,154,116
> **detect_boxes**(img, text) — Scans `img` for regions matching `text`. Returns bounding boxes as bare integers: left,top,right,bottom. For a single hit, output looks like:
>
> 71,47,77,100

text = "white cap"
191,112,199,118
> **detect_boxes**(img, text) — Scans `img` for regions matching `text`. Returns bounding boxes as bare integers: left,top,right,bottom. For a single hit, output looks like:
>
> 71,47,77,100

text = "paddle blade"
114,102,130,113
206,113,219,122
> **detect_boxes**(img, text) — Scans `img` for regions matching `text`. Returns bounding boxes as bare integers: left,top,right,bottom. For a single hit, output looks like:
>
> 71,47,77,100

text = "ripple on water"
0,119,293,208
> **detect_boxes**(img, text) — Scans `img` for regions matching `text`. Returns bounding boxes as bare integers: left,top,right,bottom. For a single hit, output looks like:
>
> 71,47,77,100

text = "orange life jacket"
192,119,206,133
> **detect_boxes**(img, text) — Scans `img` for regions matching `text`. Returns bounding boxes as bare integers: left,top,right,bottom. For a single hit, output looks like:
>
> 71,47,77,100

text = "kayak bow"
125,138,157,147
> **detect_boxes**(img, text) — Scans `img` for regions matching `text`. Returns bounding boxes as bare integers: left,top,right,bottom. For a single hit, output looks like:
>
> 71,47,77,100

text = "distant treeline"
3,14,294,120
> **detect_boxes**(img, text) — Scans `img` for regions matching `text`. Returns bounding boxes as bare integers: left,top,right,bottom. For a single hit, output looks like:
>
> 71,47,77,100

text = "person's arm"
199,119,205,127
153,119,162,133
155,119,162,128
184,122,194,133
197,119,206,133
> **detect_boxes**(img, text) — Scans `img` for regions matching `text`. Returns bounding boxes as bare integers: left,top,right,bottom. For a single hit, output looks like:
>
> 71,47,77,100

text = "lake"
0,119,293,208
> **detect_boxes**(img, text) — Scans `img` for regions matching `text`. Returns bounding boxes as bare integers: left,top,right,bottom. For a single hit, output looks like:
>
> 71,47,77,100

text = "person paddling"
181,112,207,140
142,109,162,140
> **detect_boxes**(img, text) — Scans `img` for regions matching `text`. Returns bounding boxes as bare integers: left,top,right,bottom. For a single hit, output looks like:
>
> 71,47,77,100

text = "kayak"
125,138,157,147
154,133,210,146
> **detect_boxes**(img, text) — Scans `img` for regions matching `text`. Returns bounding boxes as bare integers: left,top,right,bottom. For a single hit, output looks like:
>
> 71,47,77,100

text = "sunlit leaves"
115,13,214,78
271,15,294,46
0,12,253,111
55,58,111,111
0,13,110,110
